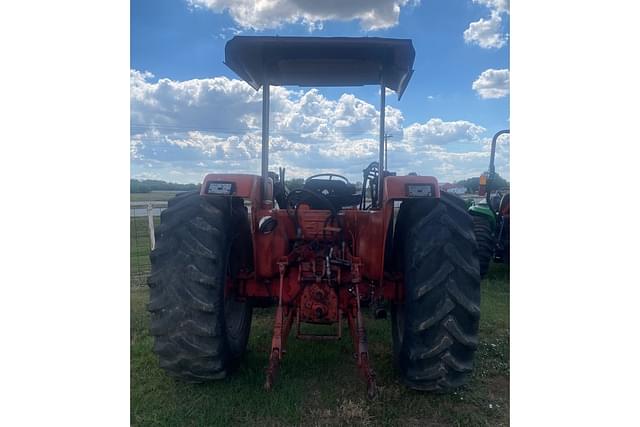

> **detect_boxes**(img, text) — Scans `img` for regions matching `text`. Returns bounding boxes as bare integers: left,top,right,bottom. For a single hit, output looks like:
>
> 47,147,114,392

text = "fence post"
147,203,156,250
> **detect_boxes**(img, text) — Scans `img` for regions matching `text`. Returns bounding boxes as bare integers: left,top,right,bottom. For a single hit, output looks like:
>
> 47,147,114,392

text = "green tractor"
468,130,510,278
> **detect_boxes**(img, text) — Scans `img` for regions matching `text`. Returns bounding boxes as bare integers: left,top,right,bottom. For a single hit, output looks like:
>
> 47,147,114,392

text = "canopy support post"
377,82,386,208
487,129,509,204
261,83,270,197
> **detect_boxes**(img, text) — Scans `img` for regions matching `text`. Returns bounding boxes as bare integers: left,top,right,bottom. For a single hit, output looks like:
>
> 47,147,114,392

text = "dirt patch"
306,398,372,426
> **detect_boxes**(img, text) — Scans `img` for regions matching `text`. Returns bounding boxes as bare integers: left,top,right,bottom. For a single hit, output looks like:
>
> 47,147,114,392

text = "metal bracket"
264,261,295,391
296,309,342,341
347,274,377,398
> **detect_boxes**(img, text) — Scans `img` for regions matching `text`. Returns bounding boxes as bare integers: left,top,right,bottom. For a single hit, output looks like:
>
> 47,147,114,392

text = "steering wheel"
286,188,337,214
305,173,350,184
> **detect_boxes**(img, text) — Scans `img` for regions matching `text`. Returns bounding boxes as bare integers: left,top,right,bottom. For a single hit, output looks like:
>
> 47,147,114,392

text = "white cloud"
463,13,507,49
404,118,486,146
472,0,509,14
472,68,510,99
130,70,508,182
379,87,396,96
187,0,416,31
464,0,509,49
130,69,264,131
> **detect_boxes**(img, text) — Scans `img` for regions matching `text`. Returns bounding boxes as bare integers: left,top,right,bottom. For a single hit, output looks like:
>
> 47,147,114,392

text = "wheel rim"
223,233,249,348
391,302,407,373
224,289,247,342
393,302,405,351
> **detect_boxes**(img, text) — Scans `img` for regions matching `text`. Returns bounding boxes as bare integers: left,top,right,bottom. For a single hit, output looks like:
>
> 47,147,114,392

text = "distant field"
131,261,509,426
130,191,184,202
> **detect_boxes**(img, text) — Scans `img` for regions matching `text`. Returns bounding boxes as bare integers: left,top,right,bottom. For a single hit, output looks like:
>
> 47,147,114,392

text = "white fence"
130,202,166,286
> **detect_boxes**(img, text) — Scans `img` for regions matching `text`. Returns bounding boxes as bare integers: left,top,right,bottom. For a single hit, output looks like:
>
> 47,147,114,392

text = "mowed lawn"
130,212,509,426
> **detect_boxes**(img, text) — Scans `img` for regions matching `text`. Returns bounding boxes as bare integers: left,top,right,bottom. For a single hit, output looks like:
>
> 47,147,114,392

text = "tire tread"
394,192,482,391
147,193,250,382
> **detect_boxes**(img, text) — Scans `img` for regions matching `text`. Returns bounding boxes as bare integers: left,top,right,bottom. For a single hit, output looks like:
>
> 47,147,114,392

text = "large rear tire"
392,193,481,391
472,215,494,279
147,192,252,382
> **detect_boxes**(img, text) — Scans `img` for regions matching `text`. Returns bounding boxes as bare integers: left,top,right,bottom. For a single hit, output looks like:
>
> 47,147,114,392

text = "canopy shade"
224,36,415,99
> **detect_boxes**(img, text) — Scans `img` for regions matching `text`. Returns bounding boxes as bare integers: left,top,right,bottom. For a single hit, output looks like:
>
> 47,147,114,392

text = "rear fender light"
405,183,435,197
205,181,236,195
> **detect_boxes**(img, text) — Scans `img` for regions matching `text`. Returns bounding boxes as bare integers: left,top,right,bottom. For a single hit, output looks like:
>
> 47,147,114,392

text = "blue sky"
131,0,510,183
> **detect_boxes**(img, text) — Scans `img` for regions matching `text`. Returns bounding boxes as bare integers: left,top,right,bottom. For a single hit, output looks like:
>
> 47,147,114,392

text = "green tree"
286,178,305,191
130,179,200,193
456,173,509,193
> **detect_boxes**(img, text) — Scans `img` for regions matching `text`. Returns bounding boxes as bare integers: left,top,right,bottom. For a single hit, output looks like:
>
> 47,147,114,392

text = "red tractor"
148,36,482,396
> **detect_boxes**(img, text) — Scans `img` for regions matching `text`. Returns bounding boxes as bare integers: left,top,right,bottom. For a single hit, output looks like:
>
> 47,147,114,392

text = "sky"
131,0,510,184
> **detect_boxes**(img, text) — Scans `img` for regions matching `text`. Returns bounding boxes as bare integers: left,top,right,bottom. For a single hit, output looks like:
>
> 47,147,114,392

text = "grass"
131,258,509,426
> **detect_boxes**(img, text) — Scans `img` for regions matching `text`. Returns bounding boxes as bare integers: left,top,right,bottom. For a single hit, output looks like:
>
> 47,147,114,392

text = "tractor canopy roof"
224,36,415,99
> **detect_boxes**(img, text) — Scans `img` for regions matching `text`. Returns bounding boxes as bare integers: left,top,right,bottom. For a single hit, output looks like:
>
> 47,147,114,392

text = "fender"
468,203,497,230
201,173,268,278
375,175,441,281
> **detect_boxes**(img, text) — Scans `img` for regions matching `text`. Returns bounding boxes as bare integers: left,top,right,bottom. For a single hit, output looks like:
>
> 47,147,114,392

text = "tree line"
131,175,508,195
455,173,509,193
131,179,200,193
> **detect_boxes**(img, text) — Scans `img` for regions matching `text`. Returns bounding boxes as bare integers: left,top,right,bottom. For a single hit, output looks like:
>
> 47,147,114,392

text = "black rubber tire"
392,192,481,391
147,192,252,382
502,217,510,265
472,215,494,279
